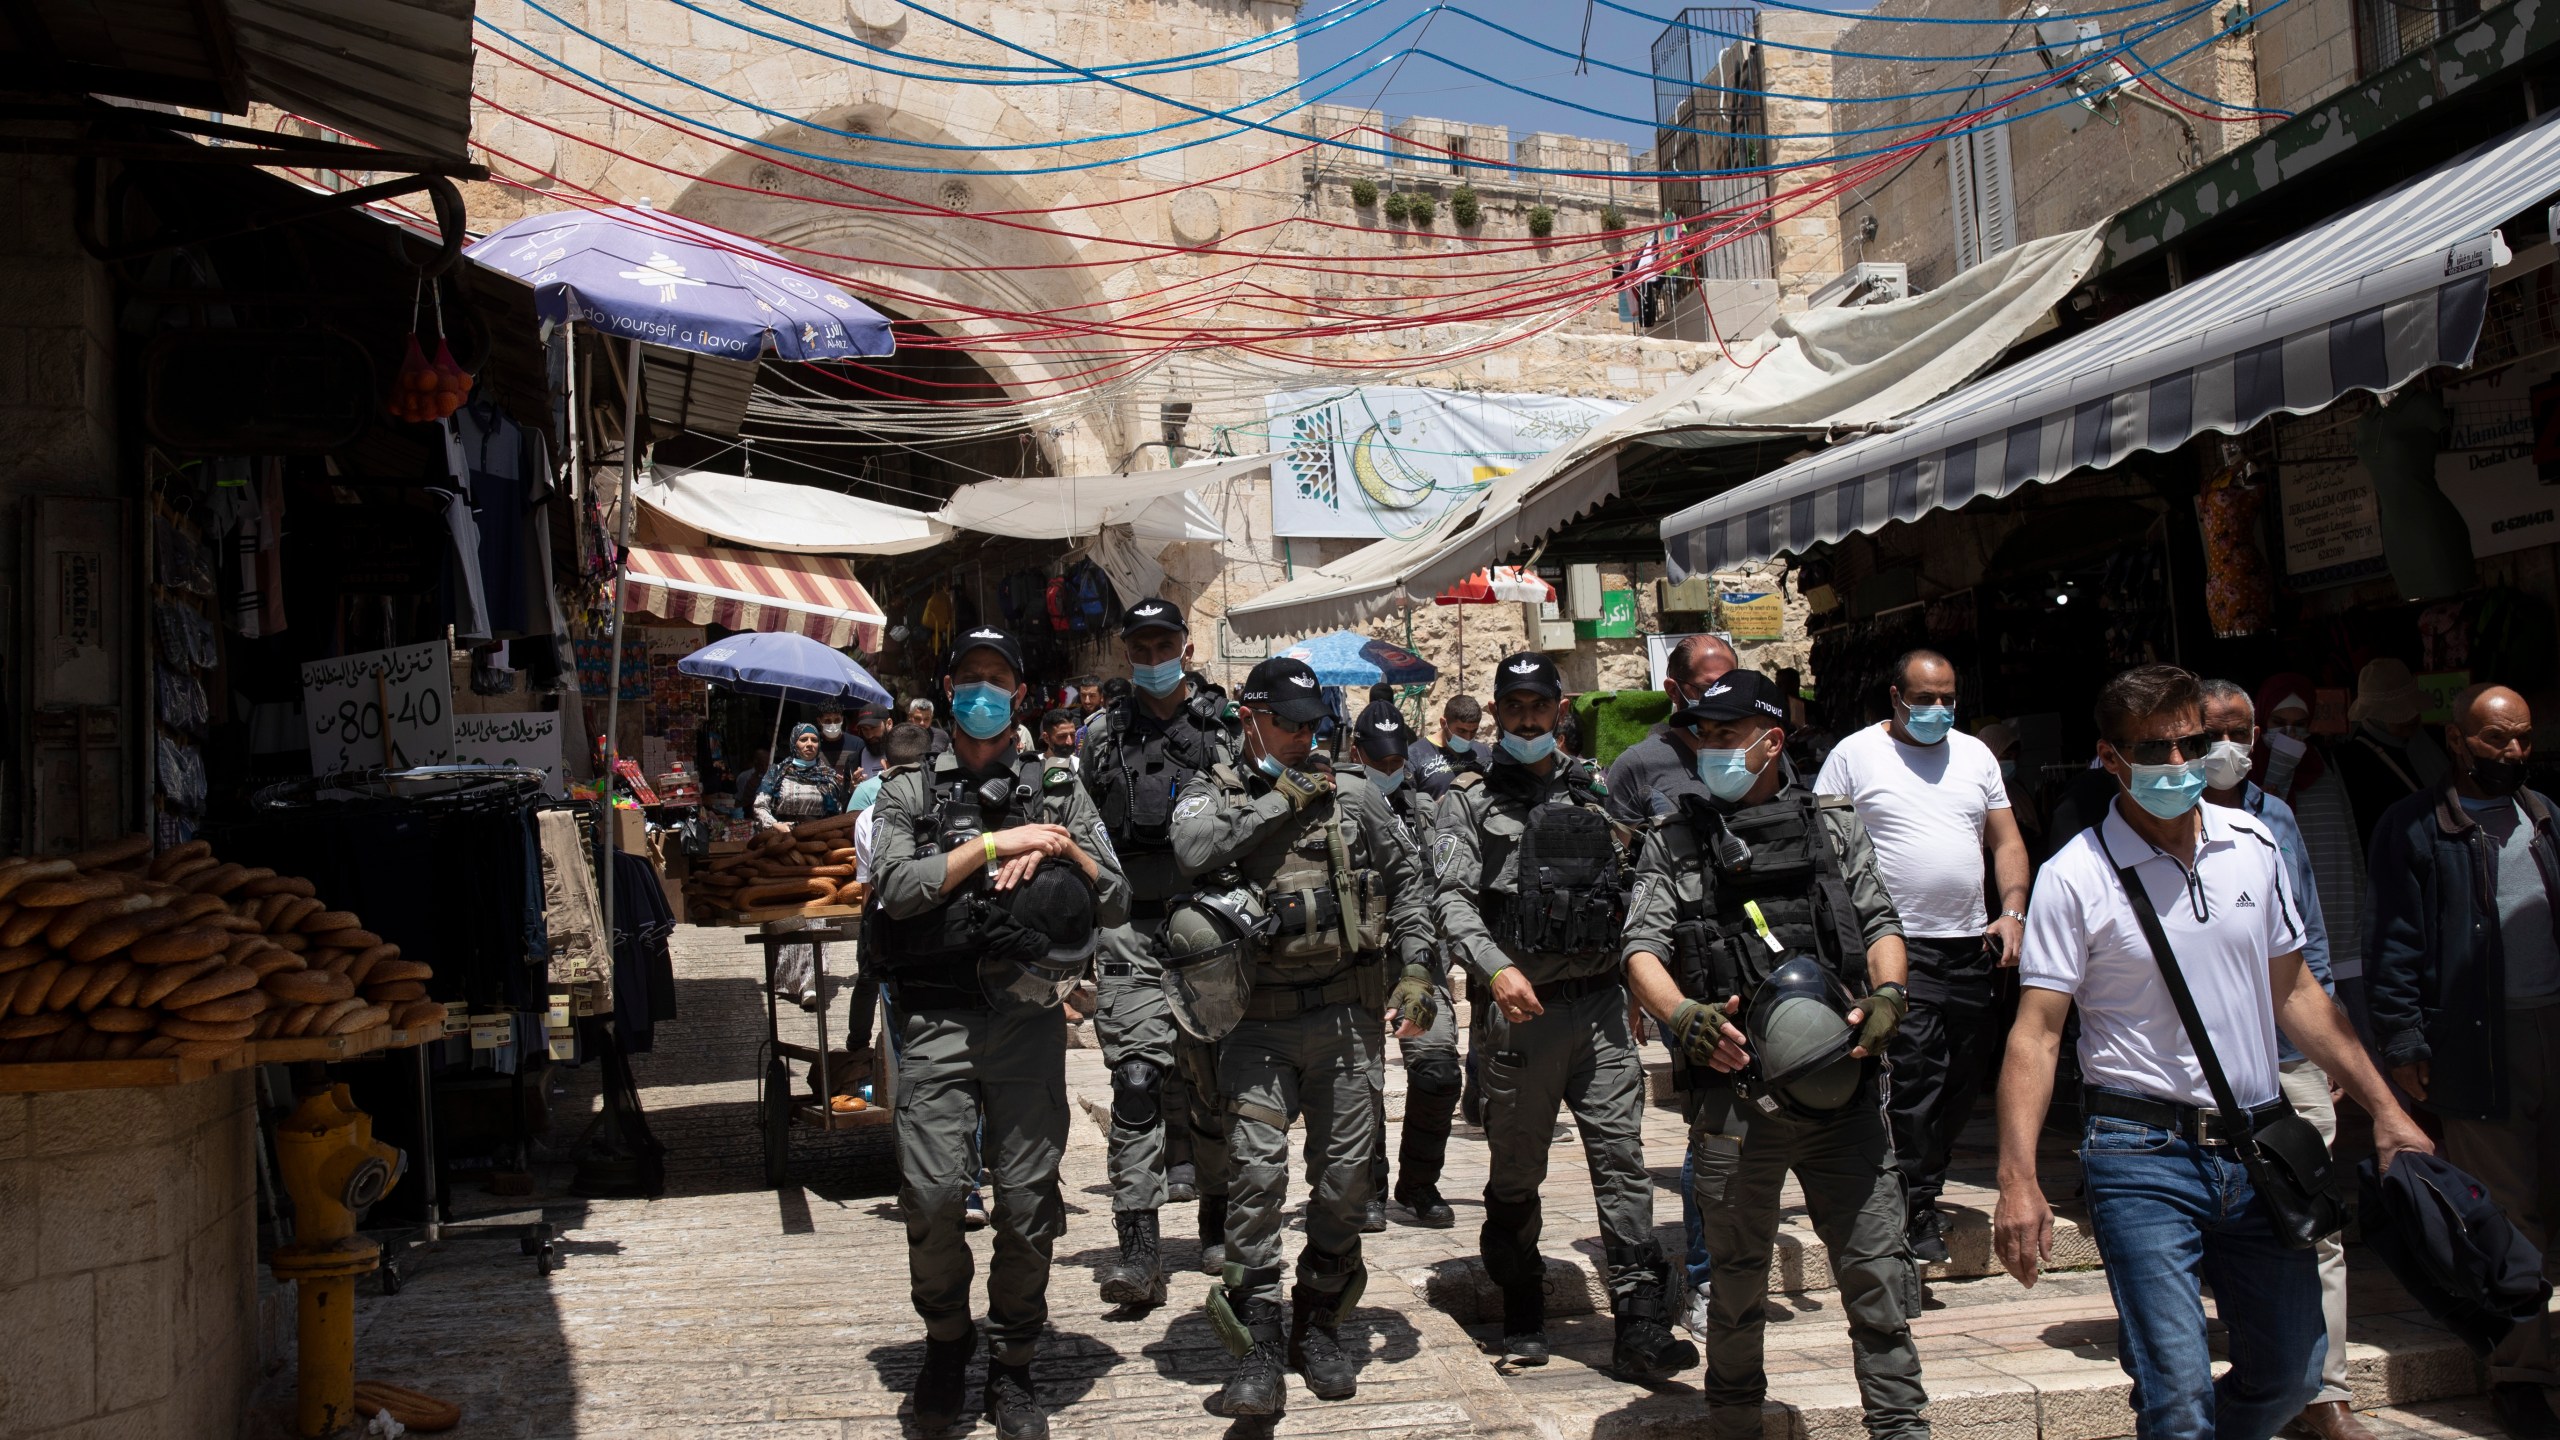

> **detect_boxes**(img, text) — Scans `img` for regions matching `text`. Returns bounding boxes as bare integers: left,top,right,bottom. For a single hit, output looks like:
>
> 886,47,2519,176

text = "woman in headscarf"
754,723,845,832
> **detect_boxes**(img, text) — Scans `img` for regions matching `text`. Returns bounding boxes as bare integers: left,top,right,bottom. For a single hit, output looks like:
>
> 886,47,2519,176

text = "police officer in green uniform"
1620,670,1927,1440
1078,597,1237,1305
1349,698,1462,1228
1432,651,1694,1379
1166,655,1436,1417
870,625,1130,1440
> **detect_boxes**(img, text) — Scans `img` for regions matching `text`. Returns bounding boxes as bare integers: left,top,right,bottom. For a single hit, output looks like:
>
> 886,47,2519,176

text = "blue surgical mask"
1445,735,1474,756
950,681,1015,741
1373,765,1406,794
1694,741,1769,802
1998,757,2018,783
1255,753,1283,780
1902,703,1956,746
1499,730,1556,765
2125,759,2208,819
1132,658,1185,697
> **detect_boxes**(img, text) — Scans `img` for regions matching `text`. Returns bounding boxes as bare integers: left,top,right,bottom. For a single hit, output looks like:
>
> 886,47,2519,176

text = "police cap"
948,625,1026,677
1492,652,1562,701
1121,596,1186,637
1240,656,1329,724
1673,669,1786,727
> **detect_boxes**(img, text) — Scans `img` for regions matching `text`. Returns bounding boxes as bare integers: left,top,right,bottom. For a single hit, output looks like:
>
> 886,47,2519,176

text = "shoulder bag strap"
2108,855,2258,1145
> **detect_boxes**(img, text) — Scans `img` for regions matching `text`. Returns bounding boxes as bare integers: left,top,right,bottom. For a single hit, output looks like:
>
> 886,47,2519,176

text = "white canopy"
636,466,952,555
1222,228,2104,639
1661,113,2560,575
935,452,1265,542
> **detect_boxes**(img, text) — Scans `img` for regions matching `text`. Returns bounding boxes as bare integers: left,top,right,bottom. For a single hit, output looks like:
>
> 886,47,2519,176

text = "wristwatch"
1999,908,2027,922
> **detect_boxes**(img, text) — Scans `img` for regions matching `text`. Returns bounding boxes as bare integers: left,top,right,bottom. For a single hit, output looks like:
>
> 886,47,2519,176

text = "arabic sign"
452,713,566,795
1266,385,1627,539
2436,446,2560,558
300,643,453,775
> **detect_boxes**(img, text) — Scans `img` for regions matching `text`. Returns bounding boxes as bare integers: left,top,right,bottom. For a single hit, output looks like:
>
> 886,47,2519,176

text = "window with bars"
2355,0,2480,74
1948,123,2017,272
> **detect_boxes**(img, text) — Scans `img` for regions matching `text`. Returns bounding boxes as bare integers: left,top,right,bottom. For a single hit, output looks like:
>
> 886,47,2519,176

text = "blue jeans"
2081,1102,2325,1440
1681,1148,1713,1291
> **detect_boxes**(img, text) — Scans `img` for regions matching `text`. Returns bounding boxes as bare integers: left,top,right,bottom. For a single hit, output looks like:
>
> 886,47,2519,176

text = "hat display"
1121,597,1187,636
1672,669,1787,727
1491,651,1562,700
1239,656,1329,723
2349,657,2421,725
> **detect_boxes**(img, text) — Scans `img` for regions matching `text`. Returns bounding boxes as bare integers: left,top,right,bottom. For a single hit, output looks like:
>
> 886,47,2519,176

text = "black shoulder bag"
2110,857,2349,1250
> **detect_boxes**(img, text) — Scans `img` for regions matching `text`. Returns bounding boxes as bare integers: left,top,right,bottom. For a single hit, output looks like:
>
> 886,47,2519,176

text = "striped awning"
1662,112,2560,577
622,543,886,652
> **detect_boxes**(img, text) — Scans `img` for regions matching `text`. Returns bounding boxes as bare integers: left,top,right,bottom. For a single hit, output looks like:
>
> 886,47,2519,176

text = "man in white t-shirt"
1814,649,2029,1262
1995,665,2429,1440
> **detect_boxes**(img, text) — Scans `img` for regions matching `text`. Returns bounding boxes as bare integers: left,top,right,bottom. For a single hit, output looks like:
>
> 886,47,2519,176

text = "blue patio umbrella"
1280,630,1439,688
679,632,892,709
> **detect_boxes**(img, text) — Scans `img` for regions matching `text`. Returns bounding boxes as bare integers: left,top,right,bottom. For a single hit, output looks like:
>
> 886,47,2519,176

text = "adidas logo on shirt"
2234,891,2256,908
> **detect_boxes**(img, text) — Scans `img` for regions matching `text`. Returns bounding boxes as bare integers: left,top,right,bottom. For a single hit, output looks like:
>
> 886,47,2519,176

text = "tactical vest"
1668,789,1869,1004
871,754,1070,974
1205,764,1389,986
1087,694,1226,906
1465,762,1626,980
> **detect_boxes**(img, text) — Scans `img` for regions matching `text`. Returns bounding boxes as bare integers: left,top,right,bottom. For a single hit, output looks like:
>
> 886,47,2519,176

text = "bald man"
2370,684,2560,1438
1604,633,1740,824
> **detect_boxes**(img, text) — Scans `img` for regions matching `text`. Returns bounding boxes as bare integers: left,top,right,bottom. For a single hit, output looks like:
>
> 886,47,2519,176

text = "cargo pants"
1478,980,1662,1299
1096,921,1229,1212
891,997,1068,1365
1221,999,1381,1307
1689,1084,1928,1440
1366,982,1460,1196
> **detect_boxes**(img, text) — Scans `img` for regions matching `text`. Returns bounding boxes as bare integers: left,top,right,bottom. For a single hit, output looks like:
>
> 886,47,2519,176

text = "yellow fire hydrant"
270,1081,404,1437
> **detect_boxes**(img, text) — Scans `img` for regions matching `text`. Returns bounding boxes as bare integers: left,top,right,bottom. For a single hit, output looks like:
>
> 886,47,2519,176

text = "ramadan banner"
1266,386,1627,539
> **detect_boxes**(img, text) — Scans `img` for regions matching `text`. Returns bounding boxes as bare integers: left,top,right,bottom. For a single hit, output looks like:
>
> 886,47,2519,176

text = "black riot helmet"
1742,954,1865,1120
978,862,1099,1011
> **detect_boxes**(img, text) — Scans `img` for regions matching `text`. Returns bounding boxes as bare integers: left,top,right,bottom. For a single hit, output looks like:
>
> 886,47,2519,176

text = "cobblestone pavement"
321,925,2505,1439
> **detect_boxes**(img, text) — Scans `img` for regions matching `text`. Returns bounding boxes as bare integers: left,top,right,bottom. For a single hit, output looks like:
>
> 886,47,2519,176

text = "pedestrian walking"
2337,658,2450,850
1350,698,1462,1229
1996,664,2429,1440
1812,649,2029,1263
2369,683,2560,1438
1603,633,1739,823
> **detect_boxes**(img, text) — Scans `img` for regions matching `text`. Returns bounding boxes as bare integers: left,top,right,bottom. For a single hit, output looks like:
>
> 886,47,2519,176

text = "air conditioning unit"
1806,263,1911,311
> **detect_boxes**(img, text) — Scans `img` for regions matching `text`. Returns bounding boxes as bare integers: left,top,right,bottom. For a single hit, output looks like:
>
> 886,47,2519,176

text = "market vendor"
755,723,847,832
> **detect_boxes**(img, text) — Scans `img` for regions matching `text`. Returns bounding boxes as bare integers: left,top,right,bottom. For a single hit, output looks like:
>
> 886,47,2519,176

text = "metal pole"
598,338,642,943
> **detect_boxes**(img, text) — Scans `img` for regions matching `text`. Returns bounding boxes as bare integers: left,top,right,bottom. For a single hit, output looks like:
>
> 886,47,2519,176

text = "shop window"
1948,123,2017,273
2355,0,2479,75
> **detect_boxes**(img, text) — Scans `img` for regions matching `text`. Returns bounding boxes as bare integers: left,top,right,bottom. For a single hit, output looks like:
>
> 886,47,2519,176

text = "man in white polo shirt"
1815,649,2030,1263
1994,665,2429,1440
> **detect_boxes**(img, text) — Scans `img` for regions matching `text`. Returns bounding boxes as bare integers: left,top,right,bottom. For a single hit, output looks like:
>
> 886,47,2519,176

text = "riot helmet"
978,862,1099,1012
1742,954,1864,1119
1160,886,1265,1041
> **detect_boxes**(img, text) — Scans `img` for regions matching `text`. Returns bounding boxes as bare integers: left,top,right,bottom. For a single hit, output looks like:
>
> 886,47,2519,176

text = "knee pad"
1111,1058,1164,1131
1409,1056,1463,1098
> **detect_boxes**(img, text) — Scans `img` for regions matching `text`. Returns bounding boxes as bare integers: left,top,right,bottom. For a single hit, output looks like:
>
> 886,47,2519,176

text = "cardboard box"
615,807,647,855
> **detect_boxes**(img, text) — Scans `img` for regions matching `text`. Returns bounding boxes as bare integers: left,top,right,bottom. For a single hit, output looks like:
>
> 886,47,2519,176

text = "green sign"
1576,589,1639,640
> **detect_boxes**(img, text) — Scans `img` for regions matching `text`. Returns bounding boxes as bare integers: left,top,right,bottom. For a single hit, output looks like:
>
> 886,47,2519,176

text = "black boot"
1197,1194,1229,1276
913,1325,975,1434
1360,1197,1388,1233
1393,1174,1455,1227
1097,1210,1165,1307
982,1358,1048,1440
1609,1266,1700,1382
1483,1198,1548,1364
1290,1286,1360,1400
1167,1162,1199,1204
1396,1075,1459,1226
1206,1298,1290,1417
1499,1283,1549,1364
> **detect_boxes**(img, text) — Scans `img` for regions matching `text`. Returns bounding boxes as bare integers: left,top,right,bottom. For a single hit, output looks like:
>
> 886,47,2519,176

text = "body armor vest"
1207,765,1389,986
1469,764,1626,979
872,755,1062,973
1088,695,1225,906
1669,790,1869,1004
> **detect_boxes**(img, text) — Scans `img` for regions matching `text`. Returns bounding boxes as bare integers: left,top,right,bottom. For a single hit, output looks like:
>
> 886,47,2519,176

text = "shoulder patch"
1431,832,1469,881
1450,771,1484,792
1174,792,1216,823
1085,819,1120,868
1629,873,1653,914
1815,793,1856,810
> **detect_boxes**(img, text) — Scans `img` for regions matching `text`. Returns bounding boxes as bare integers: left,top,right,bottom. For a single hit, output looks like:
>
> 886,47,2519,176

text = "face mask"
1445,735,1474,756
1901,703,1955,746
950,681,1015,741
1373,765,1406,794
1132,658,1186,697
2200,739,2253,792
1998,757,2018,783
1254,752,1283,780
2470,750,2529,798
2272,723,2309,740
1499,730,1556,765
819,723,844,740
1694,740,1769,802
2123,759,2208,819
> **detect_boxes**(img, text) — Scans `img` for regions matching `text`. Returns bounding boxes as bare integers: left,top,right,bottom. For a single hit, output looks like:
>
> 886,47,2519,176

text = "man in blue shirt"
1405,695,1485,799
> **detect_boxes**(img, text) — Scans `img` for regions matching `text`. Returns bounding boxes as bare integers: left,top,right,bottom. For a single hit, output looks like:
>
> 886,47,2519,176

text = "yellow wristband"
983,834,1000,866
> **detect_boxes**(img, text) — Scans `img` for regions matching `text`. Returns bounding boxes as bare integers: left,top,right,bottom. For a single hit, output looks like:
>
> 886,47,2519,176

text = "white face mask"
819,723,844,740
2200,738,2253,792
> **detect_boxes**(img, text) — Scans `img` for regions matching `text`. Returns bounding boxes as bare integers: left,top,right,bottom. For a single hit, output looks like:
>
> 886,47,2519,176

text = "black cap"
1490,651,1562,701
1673,669,1786,726
1352,702,1413,760
1239,656,1330,723
948,625,1025,677
1121,597,1186,636
853,701,893,722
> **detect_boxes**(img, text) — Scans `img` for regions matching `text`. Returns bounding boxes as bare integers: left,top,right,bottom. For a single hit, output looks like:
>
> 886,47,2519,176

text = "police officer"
1167,655,1435,1417
1431,651,1695,1380
1349,699,1462,1228
870,625,1130,1440
1077,596,1236,1305
1621,670,1927,1440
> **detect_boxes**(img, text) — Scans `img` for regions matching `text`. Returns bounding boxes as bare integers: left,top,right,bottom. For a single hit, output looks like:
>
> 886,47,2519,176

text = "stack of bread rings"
0,836,448,1066
684,809,866,925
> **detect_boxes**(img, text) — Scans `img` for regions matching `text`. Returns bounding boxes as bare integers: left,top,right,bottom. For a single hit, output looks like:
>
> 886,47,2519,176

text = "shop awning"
622,542,887,652
636,466,952,555
1223,229,2104,640
1660,113,2560,577
936,452,1264,542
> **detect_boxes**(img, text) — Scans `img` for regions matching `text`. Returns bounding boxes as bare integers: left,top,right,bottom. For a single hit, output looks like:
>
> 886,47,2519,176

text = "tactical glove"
1389,966,1439,1031
1271,765,1334,810
1666,998,1726,1068
1852,982,1908,1055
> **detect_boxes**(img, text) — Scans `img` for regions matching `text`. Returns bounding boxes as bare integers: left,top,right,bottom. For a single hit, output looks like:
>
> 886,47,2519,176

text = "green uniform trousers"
1096,921,1229,1211
1220,999,1381,1306
1690,1085,1928,1440
891,997,1068,1365
1479,981,1661,1294
1365,984,1459,1192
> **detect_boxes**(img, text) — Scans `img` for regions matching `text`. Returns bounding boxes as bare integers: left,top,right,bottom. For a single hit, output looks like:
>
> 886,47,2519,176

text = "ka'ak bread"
367,958,432,985
68,834,151,870
245,950,305,979
69,905,188,963
158,1015,256,1042
176,990,269,1024
264,969,356,1006
364,981,429,1004
86,1006,156,1034
0,907,53,947
8,959,65,1016
391,1000,448,1031
135,956,224,1009
307,999,368,1035
0,860,75,903
299,910,362,935
161,965,258,1012
74,960,133,1011
146,841,211,881
328,1003,391,1036
241,874,316,900
44,893,155,951
0,1011,73,1040
15,875,121,908
0,943,45,976
131,928,230,966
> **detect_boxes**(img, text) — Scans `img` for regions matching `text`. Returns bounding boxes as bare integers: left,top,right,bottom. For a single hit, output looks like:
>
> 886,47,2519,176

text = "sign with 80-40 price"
301,642,454,775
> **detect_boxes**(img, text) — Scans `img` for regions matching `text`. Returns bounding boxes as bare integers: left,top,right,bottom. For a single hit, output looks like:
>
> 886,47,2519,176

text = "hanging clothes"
608,848,677,1052
538,808,612,998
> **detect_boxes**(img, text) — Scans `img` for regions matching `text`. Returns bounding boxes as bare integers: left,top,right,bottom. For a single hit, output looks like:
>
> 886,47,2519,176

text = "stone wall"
0,1074,262,1440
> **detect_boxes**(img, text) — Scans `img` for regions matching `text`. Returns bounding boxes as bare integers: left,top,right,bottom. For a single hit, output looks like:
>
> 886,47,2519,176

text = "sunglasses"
2113,733,2214,766
1253,709,1318,735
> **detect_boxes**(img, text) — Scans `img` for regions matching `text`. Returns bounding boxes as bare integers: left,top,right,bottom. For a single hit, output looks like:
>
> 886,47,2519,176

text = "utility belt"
1240,970,1368,1022
1529,970,1625,1007
2086,1088,2292,1150
888,976,993,1014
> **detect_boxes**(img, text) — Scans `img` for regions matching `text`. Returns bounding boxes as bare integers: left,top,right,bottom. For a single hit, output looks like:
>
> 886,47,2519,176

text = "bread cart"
750,915,894,1186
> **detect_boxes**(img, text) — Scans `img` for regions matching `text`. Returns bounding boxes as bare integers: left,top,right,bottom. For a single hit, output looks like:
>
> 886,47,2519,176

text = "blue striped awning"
1661,113,2560,577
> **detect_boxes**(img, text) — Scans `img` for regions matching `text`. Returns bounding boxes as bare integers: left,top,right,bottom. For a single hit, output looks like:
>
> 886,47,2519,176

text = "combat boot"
1197,1193,1229,1275
1393,1174,1455,1227
1289,1286,1360,1400
912,1324,975,1434
1483,1198,1548,1365
982,1357,1048,1440
1167,1161,1199,1204
1499,1283,1549,1364
1097,1210,1165,1307
1609,1268,1700,1382
1205,1298,1290,1417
